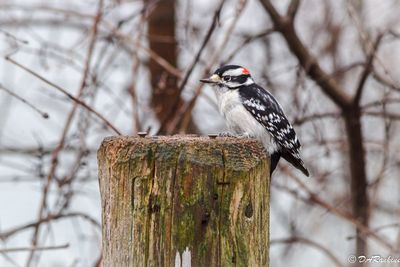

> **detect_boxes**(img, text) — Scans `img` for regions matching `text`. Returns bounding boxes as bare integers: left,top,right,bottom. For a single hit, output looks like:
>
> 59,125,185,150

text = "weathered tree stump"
98,135,270,267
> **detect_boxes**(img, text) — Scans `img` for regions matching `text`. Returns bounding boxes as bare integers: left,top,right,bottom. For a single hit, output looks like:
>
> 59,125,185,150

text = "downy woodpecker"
200,65,309,177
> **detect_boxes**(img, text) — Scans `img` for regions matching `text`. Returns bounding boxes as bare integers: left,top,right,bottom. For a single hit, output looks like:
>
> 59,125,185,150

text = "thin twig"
347,2,400,93
286,0,300,20
177,0,249,133
0,212,101,241
5,57,121,135
271,236,342,267
25,1,105,266
223,28,275,64
353,33,384,104
0,28,29,44
0,83,49,119
259,0,352,108
282,168,397,253
0,244,69,253
157,0,226,134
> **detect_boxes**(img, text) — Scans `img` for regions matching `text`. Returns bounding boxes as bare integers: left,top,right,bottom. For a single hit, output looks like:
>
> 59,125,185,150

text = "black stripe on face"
223,74,249,83
222,74,252,89
232,74,249,84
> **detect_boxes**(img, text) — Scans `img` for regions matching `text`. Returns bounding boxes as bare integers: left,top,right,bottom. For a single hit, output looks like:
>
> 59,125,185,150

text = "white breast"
216,87,279,154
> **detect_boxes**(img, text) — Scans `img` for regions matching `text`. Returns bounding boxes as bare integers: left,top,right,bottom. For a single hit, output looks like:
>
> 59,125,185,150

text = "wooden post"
98,135,270,267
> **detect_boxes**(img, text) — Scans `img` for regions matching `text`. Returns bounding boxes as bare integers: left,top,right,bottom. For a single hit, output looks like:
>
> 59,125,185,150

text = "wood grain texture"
98,135,270,267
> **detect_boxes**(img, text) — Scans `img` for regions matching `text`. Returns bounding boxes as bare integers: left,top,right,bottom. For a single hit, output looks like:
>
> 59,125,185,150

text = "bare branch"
372,70,400,92
271,236,342,267
259,1,372,257
177,0,225,93
223,28,275,64
157,0,226,134
365,111,400,120
259,0,352,108
293,111,340,126
4,57,121,135
0,244,69,253
164,0,248,134
0,212,100,241
279,169,397,253
25,2,106,264
354,33,384,104
286,0,300,21
259,0,283,25
0,28,29,44
0,83,49,119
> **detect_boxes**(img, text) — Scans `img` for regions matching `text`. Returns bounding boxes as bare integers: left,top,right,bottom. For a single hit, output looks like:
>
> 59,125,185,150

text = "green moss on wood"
98,135,270,267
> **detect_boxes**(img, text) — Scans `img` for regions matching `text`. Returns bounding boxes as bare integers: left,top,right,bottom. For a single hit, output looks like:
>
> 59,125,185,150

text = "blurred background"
0,0,399,266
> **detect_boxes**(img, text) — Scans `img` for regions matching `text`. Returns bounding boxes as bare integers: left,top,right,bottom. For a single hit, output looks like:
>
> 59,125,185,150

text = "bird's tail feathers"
281,151,309,177
270,152,281,176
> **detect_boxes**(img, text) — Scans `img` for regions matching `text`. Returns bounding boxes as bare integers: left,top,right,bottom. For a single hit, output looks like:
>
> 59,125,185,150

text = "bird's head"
200,65,254,89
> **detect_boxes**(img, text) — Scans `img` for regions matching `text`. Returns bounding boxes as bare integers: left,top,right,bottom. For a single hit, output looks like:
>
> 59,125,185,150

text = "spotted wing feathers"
239,84,309,176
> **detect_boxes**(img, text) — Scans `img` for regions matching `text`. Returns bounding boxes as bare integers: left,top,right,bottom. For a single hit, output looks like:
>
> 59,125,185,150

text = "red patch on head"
242,68,250,75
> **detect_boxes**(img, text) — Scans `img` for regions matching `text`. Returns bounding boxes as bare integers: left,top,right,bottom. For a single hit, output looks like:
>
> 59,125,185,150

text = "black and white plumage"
200,65,309,177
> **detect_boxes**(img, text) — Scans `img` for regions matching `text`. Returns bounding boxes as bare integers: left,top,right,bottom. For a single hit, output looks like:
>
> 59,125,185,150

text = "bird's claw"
218,132,237,137
218,132,253,138
239,133,253,138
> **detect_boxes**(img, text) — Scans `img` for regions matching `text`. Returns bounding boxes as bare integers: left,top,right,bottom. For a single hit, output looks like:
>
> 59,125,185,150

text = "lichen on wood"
98,135,270,267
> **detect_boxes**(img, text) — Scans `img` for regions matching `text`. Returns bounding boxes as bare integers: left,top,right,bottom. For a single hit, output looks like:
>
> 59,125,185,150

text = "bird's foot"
218,132,254,138
238,132,253,138
218,132,238,137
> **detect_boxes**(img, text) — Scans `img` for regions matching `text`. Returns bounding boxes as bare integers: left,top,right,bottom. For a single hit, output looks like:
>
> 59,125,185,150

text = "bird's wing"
239,84,309,176
238,84,300,150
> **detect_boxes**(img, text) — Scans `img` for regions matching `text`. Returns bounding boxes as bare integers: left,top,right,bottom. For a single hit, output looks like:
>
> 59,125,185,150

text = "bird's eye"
223,76,231,81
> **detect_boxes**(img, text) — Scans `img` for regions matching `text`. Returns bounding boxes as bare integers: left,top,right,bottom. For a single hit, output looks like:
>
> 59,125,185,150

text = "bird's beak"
200,74,220,84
